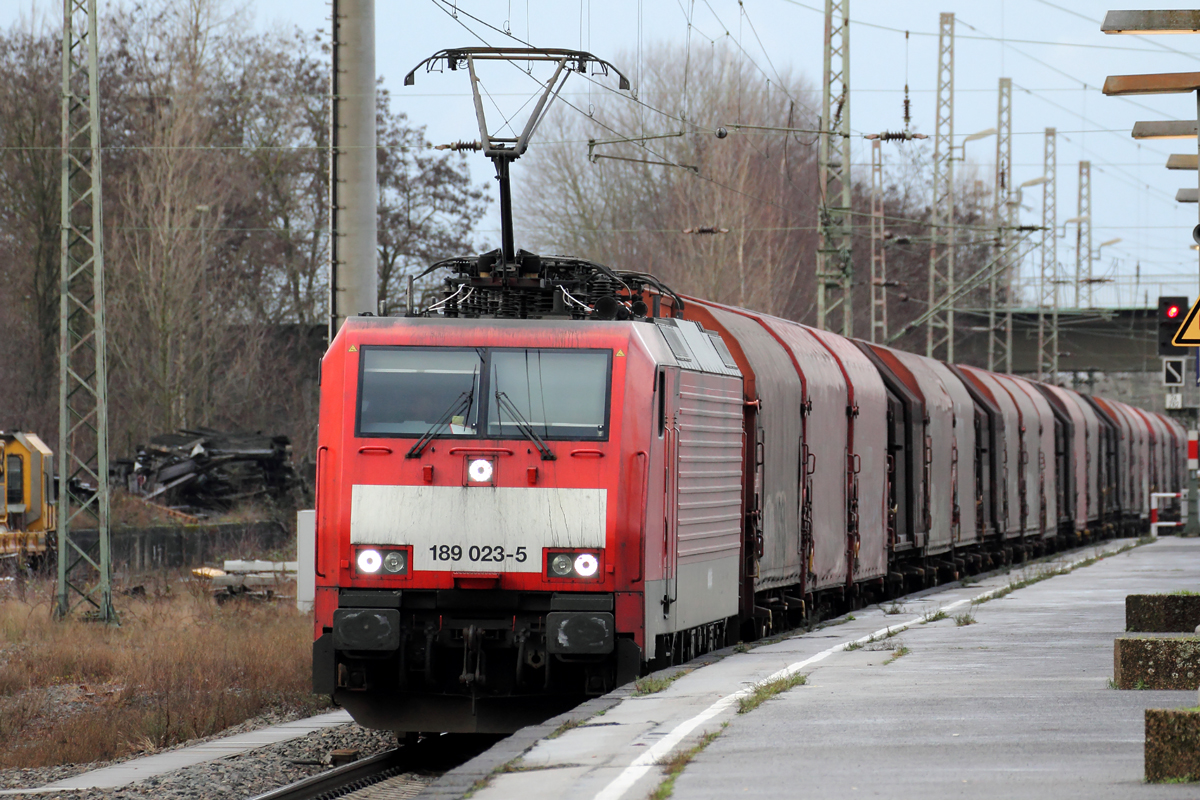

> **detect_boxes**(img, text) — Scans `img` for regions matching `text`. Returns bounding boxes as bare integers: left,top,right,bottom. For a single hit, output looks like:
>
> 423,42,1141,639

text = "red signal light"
1168,305,1181,319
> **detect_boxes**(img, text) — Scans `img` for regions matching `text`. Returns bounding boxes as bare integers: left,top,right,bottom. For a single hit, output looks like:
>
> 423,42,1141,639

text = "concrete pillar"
330,0,378,339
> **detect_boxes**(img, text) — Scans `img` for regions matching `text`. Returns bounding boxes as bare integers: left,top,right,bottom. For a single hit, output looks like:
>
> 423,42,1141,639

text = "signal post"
1169,297,1200,536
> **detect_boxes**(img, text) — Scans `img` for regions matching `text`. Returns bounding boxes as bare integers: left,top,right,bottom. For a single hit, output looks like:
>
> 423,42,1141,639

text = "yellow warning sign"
616,349,625,357
348,345,358,352
1173,298,1200,346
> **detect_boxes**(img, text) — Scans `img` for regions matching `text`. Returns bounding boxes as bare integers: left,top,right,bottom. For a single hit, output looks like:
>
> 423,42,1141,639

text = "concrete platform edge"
420,692,631,798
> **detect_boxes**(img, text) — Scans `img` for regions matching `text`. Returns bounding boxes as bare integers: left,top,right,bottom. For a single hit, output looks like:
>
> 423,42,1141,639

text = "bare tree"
518,42,820,319
375,87,489,317
0,27,63,431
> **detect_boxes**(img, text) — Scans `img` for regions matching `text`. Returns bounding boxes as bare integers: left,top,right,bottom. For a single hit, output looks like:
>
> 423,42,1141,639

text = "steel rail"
246,748,412,800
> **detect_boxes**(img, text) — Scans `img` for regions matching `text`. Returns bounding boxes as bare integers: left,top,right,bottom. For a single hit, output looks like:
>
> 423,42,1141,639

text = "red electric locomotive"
312,257,746,733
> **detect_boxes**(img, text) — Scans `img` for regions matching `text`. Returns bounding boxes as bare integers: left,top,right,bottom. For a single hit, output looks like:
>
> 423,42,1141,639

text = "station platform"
446,537,1200,800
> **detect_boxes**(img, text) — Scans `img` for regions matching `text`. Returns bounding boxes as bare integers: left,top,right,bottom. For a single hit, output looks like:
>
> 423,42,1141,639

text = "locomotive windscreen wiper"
494,391,556,461
405,367,478,459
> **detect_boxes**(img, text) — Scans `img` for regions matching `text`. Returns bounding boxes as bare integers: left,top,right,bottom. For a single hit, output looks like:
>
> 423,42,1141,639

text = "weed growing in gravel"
1135,679,1148,690
634,670,691,697
954,612,976,626
921,609,948,624
883,646,910,665
0,575,326,768
737,673,807,714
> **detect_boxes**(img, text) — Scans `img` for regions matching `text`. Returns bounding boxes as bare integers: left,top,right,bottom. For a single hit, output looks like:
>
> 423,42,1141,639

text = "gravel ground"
0,715,418,800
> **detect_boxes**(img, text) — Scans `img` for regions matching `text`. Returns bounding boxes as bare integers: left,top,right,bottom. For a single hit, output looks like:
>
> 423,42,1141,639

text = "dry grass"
0,575,325,767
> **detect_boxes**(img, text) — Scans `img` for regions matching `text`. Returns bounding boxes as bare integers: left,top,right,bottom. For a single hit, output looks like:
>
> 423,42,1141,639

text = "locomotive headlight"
382,551,407,574
468,458,493,483
573,553,599,577
550,553,574,577
545,549,603,579
357,549,382,574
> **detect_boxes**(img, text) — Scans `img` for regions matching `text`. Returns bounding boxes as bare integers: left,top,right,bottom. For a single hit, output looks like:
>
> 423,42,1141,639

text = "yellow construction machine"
0,432,55,562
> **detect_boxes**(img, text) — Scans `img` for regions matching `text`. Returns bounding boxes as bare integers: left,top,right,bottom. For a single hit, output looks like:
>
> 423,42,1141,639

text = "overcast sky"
8,0,1200,308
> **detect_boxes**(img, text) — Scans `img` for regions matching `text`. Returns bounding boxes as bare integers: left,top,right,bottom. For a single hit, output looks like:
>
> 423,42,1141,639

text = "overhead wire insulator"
863,131,928,142
434,140,482,151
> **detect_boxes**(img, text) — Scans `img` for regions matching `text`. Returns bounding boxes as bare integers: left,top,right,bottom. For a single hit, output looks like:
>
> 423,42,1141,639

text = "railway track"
246,733,504,800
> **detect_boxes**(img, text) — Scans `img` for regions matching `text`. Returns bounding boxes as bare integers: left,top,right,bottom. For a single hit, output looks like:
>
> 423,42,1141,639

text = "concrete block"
1127,594,1200,632
1146,708,1200,782
1114,637,1200,689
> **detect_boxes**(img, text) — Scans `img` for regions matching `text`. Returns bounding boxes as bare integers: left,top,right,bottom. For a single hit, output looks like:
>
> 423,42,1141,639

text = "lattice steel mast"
1036,128,1058,382
57,0,115,622
816,0,853,336
989,78,1013,372
926,13,955,360
869,139,887,342
1076,160,1092,308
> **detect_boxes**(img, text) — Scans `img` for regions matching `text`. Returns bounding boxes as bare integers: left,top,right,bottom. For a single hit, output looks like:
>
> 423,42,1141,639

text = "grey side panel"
703,307,803,592
643,556,739,653
1074,397,1101,522
891,351,955,555
807,327,889,581
1044,385,1089,529
1167,416,1187,493
1123,404,1151,517
762,321,847,591
994,375,1041,537
1143,413,1166,499
1013,379,1058,536
926,361,979,546
675,370,744,564
963,368,1022,538
1108,402,1135,515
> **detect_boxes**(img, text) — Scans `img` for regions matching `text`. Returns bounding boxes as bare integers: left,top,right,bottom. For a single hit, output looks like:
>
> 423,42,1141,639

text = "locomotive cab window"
357,348,482,436
6,455,21,504
356,346,611,440
488,349,611,440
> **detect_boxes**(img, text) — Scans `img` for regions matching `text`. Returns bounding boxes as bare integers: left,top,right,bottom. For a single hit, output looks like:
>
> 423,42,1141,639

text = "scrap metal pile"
123,428,301,514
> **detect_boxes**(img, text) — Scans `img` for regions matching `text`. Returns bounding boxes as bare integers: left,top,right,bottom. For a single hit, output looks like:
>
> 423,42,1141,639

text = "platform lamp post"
1102,8,1200,536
